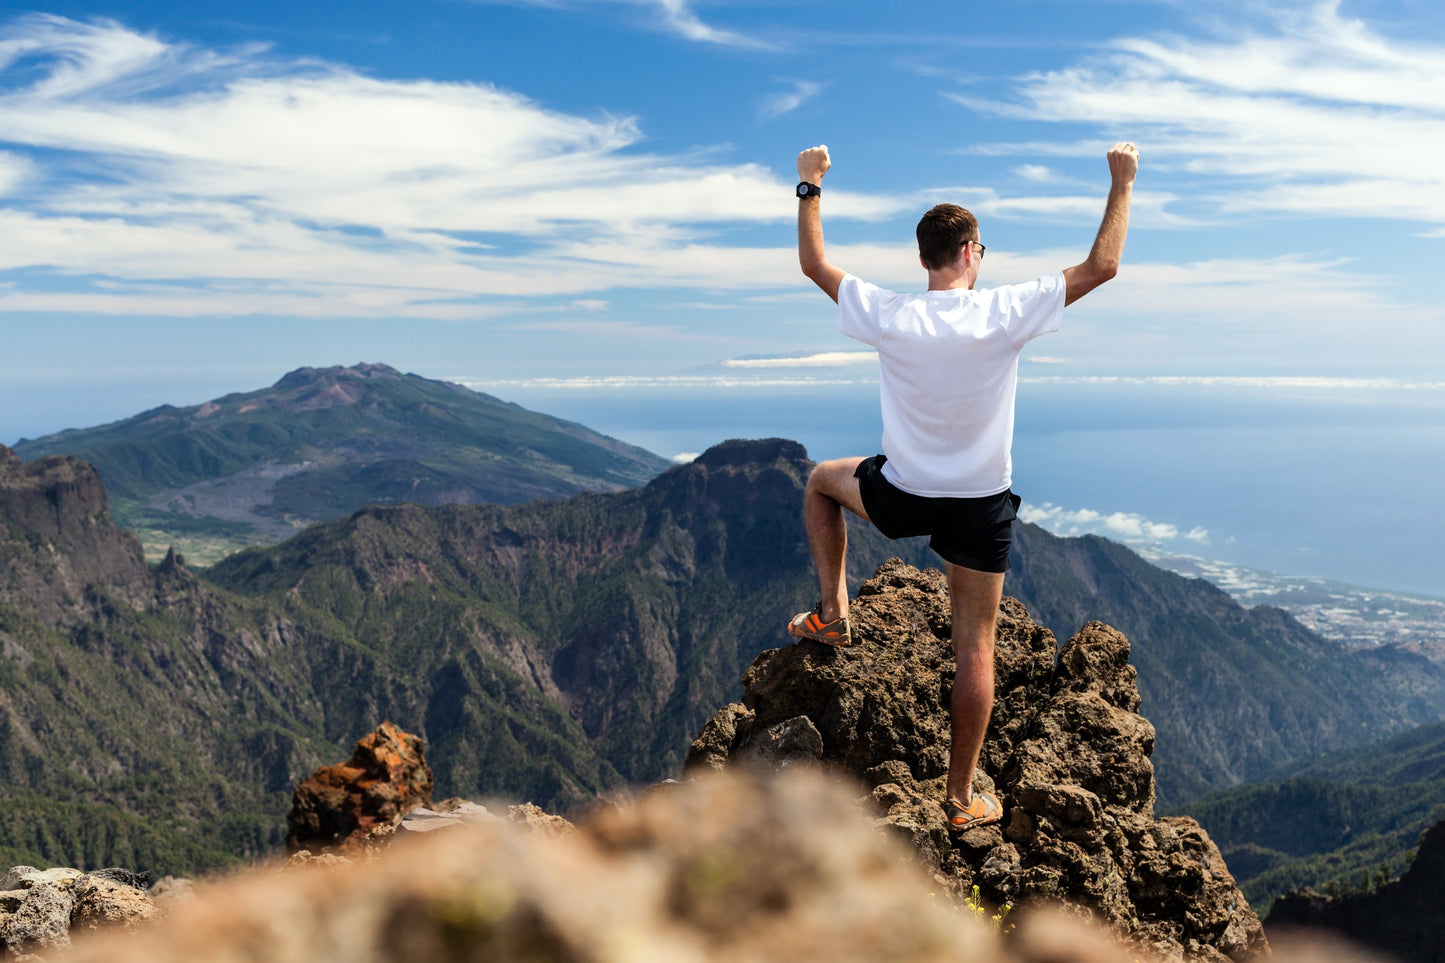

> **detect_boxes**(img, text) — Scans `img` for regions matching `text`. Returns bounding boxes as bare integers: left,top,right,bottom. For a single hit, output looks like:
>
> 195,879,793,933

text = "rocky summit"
688,559,1264,962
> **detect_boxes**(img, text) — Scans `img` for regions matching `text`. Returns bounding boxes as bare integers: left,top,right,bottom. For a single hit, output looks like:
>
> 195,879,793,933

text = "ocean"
494,379,1445,600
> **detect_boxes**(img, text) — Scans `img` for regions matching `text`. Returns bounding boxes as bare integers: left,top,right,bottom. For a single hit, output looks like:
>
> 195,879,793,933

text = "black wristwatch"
796,181,822,199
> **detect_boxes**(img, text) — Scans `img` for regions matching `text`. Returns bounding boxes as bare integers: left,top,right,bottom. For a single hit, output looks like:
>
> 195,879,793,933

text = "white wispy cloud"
760,80,821,120
472,0,765,48
0,15,885,318
721,351,875,369
1020,375,1445,390
1019,501,1208,545
651,0,767,48
957,3,1445,225
454,374,874,389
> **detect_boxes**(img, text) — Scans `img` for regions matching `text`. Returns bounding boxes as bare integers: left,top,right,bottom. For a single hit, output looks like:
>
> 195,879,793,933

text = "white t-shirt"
837,272,1065,498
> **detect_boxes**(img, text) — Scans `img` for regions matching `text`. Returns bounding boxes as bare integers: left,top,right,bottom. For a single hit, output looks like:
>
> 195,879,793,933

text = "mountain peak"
272,362,402,392
694,438,810,471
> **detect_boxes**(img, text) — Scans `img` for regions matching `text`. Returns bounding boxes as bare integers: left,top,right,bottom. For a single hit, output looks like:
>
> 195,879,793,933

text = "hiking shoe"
787,605,853,646
944,791,1002,832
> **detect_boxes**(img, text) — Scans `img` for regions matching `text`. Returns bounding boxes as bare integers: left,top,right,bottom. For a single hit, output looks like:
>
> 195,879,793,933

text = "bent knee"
807,458,862,496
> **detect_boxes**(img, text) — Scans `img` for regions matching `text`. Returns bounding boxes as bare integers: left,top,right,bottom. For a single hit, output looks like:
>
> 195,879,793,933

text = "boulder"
686,559,1266,962
1,879,75,953
286,721,434,855
70,875,159,932
0,865,156,953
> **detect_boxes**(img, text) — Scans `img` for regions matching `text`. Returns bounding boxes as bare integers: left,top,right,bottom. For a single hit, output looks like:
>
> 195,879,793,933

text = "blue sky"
2,0,1443,442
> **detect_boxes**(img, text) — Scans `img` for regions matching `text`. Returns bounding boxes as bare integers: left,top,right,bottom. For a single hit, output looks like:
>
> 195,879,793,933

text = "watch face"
797,182,817,197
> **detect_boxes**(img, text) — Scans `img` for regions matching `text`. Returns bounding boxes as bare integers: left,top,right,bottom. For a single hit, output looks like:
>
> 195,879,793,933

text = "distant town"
1144,551,1445,656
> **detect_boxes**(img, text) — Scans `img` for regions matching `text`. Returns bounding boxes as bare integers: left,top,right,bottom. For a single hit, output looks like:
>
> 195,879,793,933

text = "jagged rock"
736,714,825,767
3,868,83,890
0,866,157,953
1,880,76,953
1267,818,1445,963
84,868,151,890
0,869,38,892
286,721,434,855
687,559,1267,962
686,702,756,774
70,875,158,932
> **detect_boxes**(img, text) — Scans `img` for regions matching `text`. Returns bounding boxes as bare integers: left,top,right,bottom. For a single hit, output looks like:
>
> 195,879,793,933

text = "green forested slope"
7,436,1444,878
1177,721,1445,907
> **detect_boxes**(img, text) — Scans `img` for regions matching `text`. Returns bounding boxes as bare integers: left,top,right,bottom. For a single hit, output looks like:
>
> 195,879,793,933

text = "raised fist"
797,145,831,184
1108,141,1139,186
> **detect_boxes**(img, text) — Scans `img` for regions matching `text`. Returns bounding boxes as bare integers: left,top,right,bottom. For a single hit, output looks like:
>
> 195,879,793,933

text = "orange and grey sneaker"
944,791,1002,832
787,605,853,646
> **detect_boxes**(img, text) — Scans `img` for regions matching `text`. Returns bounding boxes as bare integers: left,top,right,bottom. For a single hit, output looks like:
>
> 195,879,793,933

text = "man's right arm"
797,145,846,304
1062,142,1139,307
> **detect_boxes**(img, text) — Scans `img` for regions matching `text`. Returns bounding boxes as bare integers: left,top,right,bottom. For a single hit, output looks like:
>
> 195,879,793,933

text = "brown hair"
915,204,979,271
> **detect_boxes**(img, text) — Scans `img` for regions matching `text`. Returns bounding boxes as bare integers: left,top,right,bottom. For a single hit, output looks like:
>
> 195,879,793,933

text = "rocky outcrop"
0,865,155,955
0,445,153,625
1267,818,1445,962
286,722,433,855
687,559,1265,962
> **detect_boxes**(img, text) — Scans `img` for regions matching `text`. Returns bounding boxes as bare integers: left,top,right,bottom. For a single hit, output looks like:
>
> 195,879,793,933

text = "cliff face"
688,560,1264,962
1267,819,1445,963
0,446,153,625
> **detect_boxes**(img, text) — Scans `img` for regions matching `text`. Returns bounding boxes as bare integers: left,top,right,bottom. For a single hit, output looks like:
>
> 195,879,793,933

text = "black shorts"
853,455,1021,573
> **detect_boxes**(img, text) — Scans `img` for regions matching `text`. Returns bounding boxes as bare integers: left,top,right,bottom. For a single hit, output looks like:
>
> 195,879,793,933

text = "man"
788,141,1139,831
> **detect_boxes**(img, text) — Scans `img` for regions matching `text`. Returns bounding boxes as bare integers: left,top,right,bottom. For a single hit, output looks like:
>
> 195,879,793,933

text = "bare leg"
944,562,1005,806
802,458,870,622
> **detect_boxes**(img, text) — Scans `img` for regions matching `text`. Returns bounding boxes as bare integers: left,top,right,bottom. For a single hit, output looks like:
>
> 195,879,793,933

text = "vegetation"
5,434,1443,887
1175,721,1445,908
13,363,670,560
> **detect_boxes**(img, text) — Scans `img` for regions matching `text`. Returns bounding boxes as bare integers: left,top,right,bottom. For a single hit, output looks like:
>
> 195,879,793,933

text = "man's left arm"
797,145,846,304
1062,142,1139,307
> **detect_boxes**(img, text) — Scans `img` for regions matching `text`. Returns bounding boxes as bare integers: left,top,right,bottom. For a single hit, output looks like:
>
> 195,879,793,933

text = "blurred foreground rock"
286,721,433,855
0,866,154,956
44,769,1388,963
687,559,1264,962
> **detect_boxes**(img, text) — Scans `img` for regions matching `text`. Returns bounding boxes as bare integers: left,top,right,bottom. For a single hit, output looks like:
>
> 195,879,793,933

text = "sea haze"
493,379,1445,600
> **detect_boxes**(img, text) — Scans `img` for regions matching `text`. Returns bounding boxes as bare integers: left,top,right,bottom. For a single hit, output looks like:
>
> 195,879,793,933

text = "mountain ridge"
4,436,1444,879
12,363,671,564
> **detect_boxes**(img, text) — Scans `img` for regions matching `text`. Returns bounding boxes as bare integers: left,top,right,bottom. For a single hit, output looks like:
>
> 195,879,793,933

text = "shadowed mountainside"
1177,719,1445,907
1267,817,1445,963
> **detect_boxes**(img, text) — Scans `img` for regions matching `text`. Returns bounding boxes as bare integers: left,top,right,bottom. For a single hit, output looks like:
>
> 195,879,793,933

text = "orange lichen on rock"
285,722,433,855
